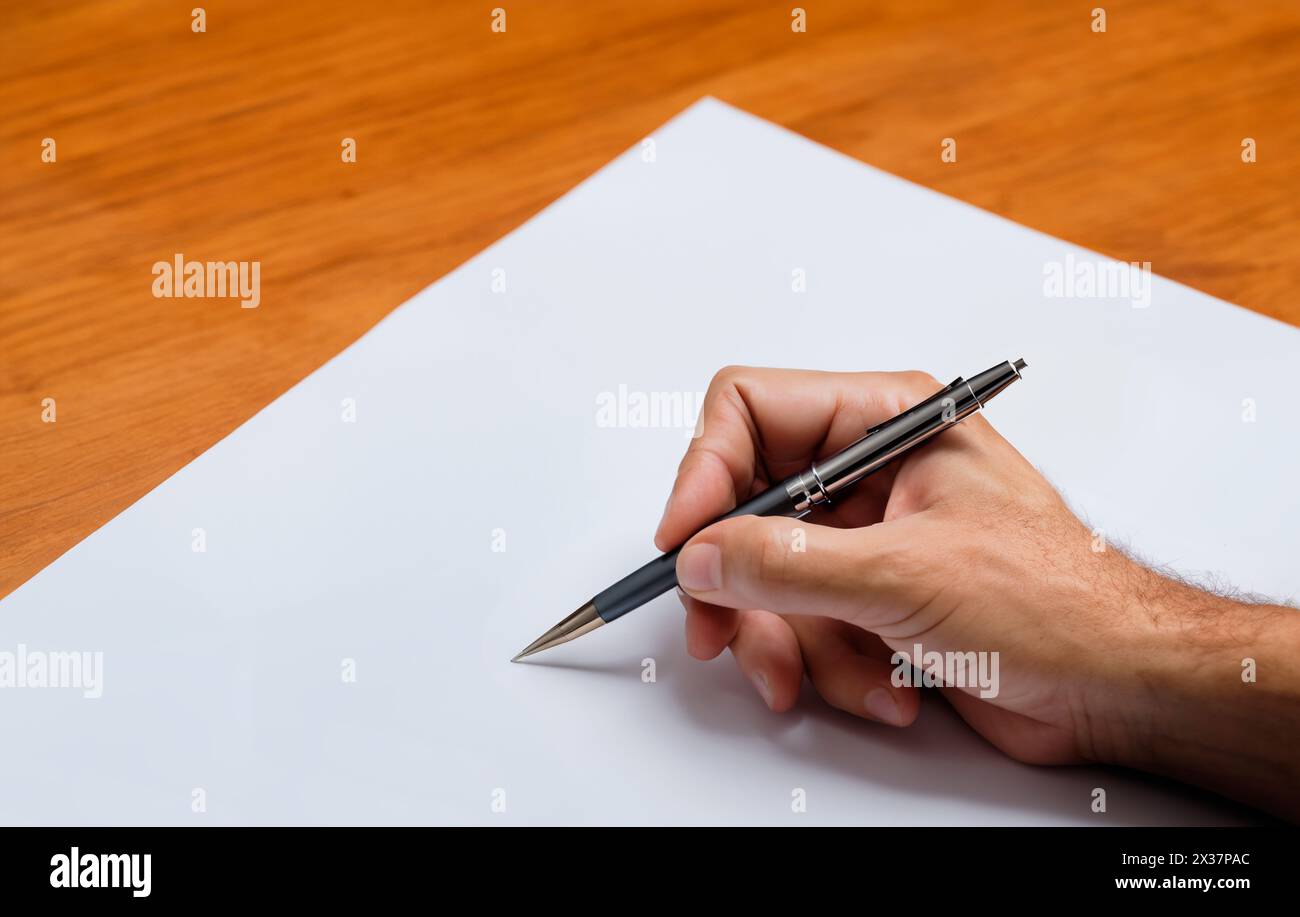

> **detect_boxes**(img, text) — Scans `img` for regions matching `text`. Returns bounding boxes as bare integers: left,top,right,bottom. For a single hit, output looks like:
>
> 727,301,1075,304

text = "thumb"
675,514,929,628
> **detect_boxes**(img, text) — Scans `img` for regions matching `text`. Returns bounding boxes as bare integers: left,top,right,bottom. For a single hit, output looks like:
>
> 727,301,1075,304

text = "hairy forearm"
1104,569,1300,821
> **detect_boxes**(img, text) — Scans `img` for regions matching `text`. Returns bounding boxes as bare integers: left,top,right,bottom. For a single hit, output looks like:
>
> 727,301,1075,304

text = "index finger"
652,367,941,551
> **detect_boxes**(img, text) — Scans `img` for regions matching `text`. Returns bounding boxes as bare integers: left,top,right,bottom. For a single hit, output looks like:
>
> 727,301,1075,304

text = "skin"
656,367,1300,821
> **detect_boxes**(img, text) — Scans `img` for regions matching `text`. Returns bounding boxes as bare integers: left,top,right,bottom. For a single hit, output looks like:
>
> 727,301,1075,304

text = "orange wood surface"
3,0,1298,599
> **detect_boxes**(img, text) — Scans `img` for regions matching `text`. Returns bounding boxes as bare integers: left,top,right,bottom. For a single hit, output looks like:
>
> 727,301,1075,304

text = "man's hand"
657,366,1300,819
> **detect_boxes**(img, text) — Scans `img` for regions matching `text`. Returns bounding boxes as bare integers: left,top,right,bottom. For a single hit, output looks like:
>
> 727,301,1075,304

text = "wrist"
1088,567,1300,817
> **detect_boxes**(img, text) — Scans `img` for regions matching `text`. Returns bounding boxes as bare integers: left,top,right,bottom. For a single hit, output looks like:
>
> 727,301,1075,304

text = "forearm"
1104,571,1300,820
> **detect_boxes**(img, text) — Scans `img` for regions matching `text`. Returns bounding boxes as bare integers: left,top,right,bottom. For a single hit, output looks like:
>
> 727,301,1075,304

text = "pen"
513,358,1027,660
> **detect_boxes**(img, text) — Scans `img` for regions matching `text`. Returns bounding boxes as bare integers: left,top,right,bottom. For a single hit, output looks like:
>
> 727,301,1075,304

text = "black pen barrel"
593,483,798,622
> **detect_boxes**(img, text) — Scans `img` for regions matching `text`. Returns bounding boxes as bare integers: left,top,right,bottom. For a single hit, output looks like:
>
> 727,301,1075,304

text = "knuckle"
712,364,748,386
708,365,756,401
903,369,941,392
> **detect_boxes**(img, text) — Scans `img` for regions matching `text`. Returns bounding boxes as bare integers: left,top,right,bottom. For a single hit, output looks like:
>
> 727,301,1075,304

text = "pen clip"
860,377,965,440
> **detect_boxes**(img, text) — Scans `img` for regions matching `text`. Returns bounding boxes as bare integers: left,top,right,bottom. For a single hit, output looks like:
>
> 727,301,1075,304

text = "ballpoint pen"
513,358,1027,661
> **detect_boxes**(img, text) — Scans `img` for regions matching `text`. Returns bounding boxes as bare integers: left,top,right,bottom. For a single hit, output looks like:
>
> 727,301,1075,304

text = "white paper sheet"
4,98,1297,825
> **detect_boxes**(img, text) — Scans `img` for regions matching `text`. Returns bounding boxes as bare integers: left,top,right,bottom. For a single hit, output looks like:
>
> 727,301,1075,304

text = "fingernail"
677,543,722,591
751,671,774,708
865,689,901,725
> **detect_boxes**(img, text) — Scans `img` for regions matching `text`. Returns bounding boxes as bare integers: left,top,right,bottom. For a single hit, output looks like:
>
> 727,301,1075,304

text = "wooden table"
3,0,1298,600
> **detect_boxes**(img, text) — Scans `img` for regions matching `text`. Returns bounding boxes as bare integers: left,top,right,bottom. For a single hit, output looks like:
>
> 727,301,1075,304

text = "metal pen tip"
512,601,604,662
1013,357,1027,372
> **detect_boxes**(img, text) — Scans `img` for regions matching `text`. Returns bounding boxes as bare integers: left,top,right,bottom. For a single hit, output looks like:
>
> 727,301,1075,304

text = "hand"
656,367,1300,818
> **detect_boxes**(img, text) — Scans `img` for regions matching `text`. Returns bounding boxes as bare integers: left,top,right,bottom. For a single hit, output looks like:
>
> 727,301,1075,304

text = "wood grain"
3,0,1298,599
